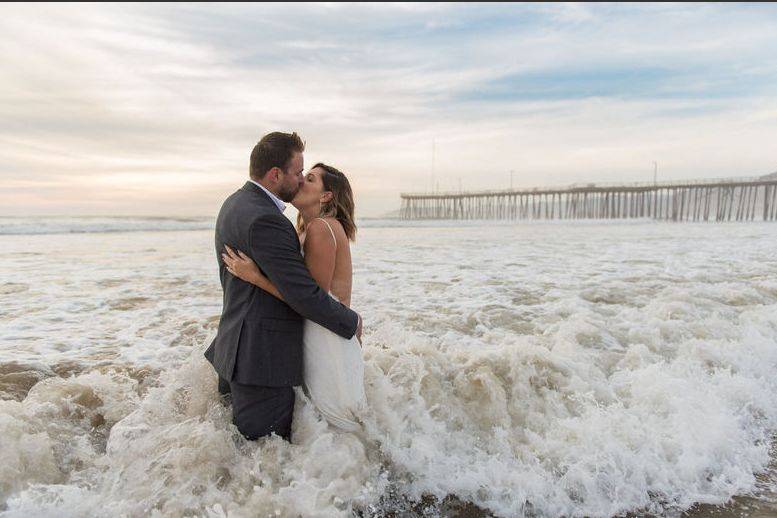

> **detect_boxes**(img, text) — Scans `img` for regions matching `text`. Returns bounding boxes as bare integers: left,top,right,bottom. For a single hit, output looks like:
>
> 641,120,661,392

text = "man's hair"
249,132,305,180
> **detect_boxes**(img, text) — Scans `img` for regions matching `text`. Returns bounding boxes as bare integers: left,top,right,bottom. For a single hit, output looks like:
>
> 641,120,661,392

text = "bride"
221,163,366,432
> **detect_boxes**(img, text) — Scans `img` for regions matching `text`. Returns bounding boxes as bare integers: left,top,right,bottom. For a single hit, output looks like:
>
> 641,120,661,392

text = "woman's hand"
222,245,264,285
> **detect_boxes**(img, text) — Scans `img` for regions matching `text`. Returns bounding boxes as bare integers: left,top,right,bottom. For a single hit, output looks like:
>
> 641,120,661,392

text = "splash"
2,221,777,516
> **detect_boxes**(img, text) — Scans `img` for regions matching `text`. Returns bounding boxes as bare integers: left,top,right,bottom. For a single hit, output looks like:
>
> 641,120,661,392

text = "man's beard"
277,183,300,203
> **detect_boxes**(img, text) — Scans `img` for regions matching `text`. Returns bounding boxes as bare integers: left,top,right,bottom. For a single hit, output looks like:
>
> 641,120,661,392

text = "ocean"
0,216,775,517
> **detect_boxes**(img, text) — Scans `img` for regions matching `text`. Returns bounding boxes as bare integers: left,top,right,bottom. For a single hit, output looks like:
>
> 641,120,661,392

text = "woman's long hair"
296,163,357,241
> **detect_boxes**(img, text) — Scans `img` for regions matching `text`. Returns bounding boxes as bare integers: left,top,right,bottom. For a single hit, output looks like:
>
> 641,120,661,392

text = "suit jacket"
204,181,359,387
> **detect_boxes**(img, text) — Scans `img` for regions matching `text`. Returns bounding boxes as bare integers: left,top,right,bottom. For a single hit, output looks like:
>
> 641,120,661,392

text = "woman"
221,163,365,432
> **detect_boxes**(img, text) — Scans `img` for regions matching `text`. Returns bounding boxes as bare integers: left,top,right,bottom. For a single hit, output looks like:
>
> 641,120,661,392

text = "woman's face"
291,166,330,210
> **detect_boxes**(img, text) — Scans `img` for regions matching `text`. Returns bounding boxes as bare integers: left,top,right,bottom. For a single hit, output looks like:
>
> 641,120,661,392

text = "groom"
205,131,362,441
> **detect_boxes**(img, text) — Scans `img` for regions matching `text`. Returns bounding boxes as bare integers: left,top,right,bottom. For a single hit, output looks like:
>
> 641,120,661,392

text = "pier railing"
400,176,777,221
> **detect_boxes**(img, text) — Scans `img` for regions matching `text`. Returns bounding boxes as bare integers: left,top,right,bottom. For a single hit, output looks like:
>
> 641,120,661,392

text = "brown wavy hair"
296,163,357,241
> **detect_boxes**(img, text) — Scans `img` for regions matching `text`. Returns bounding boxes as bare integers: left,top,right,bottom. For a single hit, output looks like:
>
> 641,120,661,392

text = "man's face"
277,151,304,202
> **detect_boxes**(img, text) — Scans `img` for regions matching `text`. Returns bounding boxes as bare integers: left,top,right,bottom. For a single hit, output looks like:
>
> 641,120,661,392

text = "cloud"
1,3,776,216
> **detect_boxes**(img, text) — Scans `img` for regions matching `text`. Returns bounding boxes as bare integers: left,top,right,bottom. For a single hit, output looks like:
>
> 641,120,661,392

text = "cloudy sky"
2,3,777,217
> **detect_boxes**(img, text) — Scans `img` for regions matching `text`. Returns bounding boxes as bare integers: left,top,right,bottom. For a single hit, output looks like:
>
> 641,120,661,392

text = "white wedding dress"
302,219,366,432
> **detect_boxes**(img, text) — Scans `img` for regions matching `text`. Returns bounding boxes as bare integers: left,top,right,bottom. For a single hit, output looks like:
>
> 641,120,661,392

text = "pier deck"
400,176,777,222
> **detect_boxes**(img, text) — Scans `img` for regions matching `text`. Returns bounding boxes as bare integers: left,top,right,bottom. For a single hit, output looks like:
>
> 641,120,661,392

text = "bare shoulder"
322,217,345,237
308,217,344,239
304,218,337,250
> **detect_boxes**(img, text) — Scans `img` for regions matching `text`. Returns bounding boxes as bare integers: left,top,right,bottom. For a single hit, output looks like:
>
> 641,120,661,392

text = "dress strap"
314,218,337,250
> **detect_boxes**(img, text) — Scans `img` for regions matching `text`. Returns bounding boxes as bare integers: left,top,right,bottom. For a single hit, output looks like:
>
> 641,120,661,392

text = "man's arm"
248,213,359,339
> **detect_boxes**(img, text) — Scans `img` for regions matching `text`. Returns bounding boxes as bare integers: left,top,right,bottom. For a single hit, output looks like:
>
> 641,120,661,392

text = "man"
205,131,362,441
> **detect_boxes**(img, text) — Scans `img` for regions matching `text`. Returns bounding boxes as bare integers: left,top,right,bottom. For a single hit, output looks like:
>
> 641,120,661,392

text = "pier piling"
400,177,777,222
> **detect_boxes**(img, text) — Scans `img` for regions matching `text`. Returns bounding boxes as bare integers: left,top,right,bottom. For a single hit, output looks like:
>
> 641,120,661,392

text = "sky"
1,2,777,218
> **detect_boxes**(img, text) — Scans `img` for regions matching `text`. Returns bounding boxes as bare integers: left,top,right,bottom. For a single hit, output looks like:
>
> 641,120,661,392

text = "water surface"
1,218,775,517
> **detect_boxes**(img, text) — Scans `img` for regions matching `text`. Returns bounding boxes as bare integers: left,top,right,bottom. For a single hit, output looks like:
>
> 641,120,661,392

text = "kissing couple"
205,131,366,441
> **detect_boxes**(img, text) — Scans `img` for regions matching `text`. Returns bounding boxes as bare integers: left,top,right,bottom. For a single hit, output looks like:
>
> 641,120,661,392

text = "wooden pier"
400,176,777,222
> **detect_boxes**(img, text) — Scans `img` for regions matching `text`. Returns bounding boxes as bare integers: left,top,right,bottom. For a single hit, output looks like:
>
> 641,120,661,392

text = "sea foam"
1,221,776,516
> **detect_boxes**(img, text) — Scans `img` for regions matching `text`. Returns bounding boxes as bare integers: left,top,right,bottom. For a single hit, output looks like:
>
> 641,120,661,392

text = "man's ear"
321,191,334,204
269,167,282,183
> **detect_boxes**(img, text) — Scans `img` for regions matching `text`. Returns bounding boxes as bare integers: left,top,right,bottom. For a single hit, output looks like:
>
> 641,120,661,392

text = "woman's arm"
247,213,359,340
222,245,284,301
223,218,337,300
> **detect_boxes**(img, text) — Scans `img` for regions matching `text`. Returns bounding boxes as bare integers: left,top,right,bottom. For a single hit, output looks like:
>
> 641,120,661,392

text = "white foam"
1,221,776,516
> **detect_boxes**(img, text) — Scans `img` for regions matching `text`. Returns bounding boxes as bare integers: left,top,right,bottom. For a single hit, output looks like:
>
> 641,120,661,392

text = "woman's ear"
320,191,334,204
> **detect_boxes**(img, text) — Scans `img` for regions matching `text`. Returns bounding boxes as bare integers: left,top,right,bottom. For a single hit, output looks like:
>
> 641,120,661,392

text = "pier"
400,175,777,222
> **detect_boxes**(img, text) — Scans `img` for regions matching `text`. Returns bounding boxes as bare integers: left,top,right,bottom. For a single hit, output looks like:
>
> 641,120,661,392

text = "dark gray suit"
205,181,358,440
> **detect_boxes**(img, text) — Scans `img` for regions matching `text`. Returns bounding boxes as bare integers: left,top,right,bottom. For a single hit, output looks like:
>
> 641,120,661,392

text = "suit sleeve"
248,213,359,339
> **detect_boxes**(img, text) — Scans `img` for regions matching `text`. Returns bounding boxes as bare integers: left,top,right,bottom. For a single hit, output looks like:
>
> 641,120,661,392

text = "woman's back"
302,217,352,307
301,217,363,432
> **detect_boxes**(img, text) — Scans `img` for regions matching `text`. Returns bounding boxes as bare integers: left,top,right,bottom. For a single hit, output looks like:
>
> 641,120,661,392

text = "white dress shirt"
249,179,286,212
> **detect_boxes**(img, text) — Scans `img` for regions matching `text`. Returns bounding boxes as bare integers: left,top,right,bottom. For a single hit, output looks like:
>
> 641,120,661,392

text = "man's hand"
355,314,363,346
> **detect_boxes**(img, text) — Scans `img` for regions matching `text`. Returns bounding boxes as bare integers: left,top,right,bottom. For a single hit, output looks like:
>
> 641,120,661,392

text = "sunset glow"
2,3,777,217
